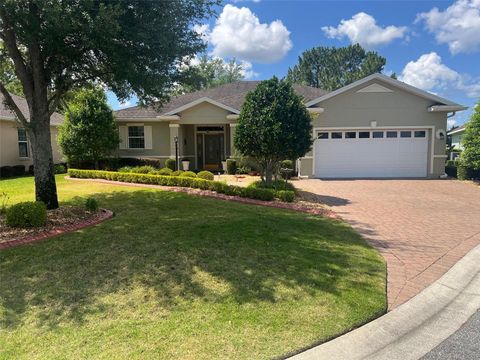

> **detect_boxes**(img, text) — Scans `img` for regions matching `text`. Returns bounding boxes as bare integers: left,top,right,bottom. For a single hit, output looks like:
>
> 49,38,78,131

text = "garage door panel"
314,130,428,178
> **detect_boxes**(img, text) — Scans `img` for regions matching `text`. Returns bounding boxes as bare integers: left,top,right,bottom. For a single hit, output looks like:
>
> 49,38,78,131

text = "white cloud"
238,60,258,79
447,118,457,128
399,52,480,98
193,24,210,42
416,0,480,54
208,4,292,63
118,99,133,109
322,12,407,49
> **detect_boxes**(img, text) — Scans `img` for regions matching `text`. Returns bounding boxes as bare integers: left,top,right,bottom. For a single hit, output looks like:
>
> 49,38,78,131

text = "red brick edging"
0,209,114,250
66,176,336,218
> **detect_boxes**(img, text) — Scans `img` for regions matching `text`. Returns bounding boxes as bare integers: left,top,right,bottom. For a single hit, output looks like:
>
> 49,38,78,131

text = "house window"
128,126,145,149
400,131,412,138
317,132,328,139
18,128,29,158
345,132,356,139
386,131,398,138
331,132,343,139
414,131,426,138
359,131,370,138
372,131,384,138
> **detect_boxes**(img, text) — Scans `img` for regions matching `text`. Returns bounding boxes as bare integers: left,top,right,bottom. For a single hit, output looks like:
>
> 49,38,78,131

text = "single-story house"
447,124,466,160
114,73,466,178
0,93,64,168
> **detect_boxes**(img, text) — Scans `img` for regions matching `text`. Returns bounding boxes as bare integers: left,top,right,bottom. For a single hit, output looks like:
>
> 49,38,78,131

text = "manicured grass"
0,175,386,359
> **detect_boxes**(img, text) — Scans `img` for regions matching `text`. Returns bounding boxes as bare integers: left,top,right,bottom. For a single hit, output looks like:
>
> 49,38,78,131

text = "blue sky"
108,0,480,127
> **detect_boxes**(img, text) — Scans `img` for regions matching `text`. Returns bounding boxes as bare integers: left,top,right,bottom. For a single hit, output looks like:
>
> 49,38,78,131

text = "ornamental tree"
234,77,313,184
58,88,119,170
461,102,480,170
0,0,217,208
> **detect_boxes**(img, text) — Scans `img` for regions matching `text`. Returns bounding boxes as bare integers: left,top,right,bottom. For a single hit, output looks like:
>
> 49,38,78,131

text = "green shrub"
12,165,26,176
171,170,184,176
157,167,173,176
280,159,293,169
248,179,295,192
131,165,156,174
179,171,197,178
85,197,99,212
118,166,133,173
197,170,214,181
226,159,237,174
0,192,9,215
165,158,176,171
54,164,67,174
236,166,251,174
276,190,295,202
6,201,47,228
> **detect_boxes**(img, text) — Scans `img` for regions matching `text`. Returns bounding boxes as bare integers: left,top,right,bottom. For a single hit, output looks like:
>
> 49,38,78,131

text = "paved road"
422,310,480,360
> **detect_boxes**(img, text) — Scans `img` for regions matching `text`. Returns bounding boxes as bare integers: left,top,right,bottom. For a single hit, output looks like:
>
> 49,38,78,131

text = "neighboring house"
0,93,64,168
114,74,466,178
447,124,466,159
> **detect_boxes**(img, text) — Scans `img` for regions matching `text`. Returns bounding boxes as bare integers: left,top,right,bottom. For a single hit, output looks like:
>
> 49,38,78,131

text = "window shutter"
144,125,153,149
119,126,127,149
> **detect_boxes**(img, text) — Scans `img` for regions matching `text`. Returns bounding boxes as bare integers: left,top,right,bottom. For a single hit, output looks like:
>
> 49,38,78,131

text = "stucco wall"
0,119,63,167
450,132,464,150
179,102,230,124
299,79,448,178
117,121,170,161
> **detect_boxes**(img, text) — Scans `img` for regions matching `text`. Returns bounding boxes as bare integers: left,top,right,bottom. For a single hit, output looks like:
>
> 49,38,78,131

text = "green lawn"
0,175,386,360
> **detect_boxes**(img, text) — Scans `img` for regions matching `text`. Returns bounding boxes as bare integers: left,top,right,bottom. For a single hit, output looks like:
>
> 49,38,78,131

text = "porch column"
229,123,238,158
169,123,180,158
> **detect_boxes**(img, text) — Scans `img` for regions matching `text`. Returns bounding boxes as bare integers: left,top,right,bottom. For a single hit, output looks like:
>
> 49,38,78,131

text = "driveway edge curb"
289,243,480,360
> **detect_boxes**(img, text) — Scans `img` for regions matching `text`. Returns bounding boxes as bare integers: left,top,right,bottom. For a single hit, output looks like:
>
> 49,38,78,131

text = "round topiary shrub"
171,170,184,176
118,166,133,173
165,158,176,171
6,201,47,228
276,190,295,202
156,167,173,176
197,170,214,181
179,171,197,178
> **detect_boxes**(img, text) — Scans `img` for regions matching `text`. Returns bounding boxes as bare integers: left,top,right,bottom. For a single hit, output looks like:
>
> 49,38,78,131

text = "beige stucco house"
114,74,466,178
0,93,63,168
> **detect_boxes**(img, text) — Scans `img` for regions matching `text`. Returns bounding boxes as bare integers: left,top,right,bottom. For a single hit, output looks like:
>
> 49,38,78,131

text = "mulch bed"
66,177,337,218
0,206,113,249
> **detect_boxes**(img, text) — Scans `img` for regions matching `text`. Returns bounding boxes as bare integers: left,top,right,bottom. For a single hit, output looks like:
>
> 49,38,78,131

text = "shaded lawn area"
0,176,386,359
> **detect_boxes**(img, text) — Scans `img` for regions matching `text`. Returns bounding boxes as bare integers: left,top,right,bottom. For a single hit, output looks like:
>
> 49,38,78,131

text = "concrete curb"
289,244,480,360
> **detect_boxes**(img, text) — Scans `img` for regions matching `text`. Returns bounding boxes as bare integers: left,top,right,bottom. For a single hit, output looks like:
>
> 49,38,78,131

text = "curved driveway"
296,179,480,309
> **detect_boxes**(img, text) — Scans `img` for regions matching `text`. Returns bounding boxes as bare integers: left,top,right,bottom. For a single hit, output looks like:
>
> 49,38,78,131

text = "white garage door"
314,129,429,178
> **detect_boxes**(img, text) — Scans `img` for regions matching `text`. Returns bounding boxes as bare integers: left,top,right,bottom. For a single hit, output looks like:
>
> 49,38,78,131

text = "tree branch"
0,10,33,101
0,81,29,127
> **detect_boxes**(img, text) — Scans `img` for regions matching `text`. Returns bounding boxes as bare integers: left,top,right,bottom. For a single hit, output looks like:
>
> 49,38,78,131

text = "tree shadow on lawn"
0,190,385,330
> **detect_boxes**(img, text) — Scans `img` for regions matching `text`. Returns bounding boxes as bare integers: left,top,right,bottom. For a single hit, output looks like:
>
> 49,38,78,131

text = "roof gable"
164,97,240,115
305,73,464,110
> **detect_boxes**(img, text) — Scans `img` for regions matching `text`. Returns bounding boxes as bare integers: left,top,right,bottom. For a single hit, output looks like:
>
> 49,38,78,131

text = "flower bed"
0,205,113,248
69,169,298,202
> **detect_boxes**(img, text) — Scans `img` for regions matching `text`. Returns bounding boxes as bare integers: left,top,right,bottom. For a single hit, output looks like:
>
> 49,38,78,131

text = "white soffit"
356,83,393,93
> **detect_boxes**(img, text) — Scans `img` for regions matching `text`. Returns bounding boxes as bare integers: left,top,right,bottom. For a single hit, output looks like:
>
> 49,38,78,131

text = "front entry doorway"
196,126,225,170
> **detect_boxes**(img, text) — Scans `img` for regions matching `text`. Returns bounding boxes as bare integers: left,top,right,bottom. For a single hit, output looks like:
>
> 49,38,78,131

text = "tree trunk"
28,113,59,209
264,161,274,185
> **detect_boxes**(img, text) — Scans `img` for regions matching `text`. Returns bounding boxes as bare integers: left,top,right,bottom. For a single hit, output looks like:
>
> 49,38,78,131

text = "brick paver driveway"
296,179,480,309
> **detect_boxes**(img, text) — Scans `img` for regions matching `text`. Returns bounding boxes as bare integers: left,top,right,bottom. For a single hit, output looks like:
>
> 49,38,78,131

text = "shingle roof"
0,92,63,125
447,123,467,135
114,81,329,119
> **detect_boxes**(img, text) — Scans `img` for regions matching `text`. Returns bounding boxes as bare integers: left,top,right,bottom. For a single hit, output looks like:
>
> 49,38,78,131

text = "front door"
204,134,223,170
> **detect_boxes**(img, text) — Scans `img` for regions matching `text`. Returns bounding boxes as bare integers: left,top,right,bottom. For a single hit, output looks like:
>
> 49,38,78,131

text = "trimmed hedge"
6,201,47,228
165,158,176,171
275,190,295,203
179,171,197,178
68,169,277,202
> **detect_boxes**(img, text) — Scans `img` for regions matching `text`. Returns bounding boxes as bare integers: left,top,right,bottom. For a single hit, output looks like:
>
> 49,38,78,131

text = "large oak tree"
0,0,217,208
